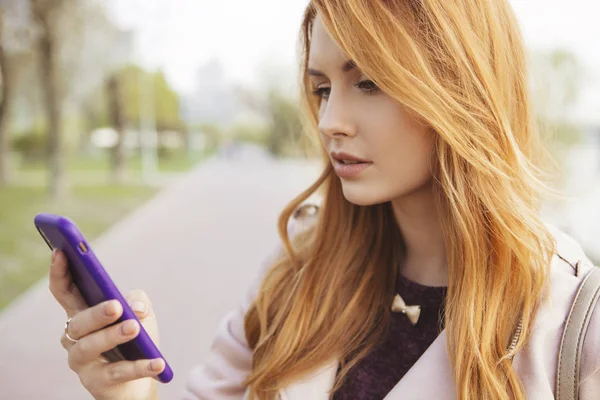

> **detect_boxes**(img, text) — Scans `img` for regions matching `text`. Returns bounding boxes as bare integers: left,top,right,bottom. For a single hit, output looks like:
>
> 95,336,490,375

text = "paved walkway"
0,151,321,399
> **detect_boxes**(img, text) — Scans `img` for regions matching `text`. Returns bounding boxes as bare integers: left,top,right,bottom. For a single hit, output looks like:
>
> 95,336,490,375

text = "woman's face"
308,16,436,206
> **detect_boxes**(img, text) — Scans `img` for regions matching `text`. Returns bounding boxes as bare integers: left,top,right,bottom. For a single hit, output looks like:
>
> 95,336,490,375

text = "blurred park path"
0,148,322,399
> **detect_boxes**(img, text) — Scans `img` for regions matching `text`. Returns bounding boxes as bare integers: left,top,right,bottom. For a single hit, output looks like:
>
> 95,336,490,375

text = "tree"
0,0,33,185
265,90,303,156
116,65,182,132
30,0,69,197
26,0,125,196
80,64,183,158
0,8,14,186
236,85,304,157
81,65,183,132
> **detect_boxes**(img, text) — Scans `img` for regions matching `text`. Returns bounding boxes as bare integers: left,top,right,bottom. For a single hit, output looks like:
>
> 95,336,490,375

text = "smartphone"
34,213,174,383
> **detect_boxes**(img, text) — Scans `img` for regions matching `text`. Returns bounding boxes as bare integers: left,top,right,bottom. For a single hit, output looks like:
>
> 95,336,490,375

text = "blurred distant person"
219,138,238,160
49,1,600,399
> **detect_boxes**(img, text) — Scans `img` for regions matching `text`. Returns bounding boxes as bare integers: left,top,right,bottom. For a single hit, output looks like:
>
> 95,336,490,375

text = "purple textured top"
332,273,448,400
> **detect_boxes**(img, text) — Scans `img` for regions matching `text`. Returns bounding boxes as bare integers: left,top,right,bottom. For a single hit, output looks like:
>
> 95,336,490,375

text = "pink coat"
181,223,600,399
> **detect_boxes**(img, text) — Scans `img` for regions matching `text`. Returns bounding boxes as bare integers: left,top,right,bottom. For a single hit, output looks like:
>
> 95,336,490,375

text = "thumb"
125,289,155,321
125,289,160,346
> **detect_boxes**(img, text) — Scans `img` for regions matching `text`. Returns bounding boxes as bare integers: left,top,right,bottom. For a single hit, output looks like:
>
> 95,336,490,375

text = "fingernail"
105,300,120,316
51,249,57,262
120,320,138,335
148,358,164,372
129,301,146,313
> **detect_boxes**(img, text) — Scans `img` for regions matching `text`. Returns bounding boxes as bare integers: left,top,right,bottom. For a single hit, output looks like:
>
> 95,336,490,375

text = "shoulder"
546,223,593,274
288,199,321,230
258,200,321,277
544,223,600,383
545,223,596,285
287,200,321,238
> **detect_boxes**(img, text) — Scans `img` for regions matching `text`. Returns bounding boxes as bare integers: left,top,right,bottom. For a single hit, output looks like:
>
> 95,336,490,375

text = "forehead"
308,16,349,67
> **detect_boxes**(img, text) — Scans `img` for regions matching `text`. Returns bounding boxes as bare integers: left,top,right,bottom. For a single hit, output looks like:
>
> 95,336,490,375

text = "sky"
109,0,309,92
109,0,600,120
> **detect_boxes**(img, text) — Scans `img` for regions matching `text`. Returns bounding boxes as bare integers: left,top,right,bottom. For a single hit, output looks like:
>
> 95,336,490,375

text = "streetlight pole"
139,61,158,184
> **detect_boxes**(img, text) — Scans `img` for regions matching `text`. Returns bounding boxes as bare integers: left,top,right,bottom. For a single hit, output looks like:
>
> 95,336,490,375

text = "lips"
338,160,363,165
330,151,373,178
330,151,371,164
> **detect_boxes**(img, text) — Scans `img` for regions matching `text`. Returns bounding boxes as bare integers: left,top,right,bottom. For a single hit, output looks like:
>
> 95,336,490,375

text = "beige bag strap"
556,266,600,400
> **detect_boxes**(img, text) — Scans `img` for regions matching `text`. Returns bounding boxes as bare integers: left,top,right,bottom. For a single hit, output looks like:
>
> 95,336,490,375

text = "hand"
49,249,163,400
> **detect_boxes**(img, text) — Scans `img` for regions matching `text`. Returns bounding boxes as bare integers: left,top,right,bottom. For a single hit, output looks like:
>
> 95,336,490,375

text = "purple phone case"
34,213,173,383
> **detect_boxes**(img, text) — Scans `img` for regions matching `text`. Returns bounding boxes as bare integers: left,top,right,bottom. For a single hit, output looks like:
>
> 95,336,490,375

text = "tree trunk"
78,103,95,155
106,73,125,184
182,128,191,160
37,12,66,198
0,10,13,187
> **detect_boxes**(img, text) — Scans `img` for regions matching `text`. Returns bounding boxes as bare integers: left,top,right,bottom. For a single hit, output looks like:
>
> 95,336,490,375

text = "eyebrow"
307,60,357,77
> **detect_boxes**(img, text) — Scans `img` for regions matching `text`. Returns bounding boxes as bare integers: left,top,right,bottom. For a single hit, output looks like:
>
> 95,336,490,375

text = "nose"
318,93,357,139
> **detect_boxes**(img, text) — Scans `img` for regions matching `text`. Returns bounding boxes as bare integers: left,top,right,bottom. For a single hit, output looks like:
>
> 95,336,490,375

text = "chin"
339,180,393,206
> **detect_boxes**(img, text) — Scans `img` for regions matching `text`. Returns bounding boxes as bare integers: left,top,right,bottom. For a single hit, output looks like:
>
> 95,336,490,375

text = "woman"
50,1,600,399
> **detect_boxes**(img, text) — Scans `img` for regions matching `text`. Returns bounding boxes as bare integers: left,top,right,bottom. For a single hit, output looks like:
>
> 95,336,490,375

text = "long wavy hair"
244,1,558,399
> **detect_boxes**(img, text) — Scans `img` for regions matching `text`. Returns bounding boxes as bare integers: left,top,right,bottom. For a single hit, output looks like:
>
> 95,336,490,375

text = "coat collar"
279,330,456,400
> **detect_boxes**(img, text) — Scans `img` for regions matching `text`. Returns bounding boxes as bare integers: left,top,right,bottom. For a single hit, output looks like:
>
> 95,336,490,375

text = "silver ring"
64,317,79,344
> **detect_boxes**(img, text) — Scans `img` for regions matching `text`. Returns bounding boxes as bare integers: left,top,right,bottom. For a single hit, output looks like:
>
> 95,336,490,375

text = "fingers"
81,358,165,390
61,331,78,352
68,318,139,371
49,250,88,317
61,300,123,351
125,290,160,344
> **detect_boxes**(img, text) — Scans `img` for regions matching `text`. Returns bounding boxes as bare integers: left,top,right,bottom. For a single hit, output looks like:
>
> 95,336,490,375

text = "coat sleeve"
181,245,280,400
579,283,600,399
181,204,318,399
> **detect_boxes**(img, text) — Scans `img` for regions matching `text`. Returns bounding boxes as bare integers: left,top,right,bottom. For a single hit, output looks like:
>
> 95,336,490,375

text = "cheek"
386,127,434,174
318,104,328,144
369,105,435,186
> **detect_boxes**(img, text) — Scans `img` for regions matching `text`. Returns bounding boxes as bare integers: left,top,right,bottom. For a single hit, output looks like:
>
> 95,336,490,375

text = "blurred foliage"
119,65,182,131
83,64,183,132
234,86,304,157
10,118,51,163
265,90,303,157
545,121,582,147
10,117,87,163
11,129,46,162
229,123,269,146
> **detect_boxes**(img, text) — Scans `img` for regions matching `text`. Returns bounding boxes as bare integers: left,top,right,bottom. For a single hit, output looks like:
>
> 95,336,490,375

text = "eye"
354,79,378,94
312,86,331,100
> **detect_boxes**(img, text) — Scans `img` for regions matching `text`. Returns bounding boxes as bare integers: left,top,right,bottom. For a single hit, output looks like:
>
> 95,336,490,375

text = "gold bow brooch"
391,294,421,326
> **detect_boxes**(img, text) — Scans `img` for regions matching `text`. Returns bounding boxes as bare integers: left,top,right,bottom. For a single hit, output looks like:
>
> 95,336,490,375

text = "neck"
390,182,448,287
